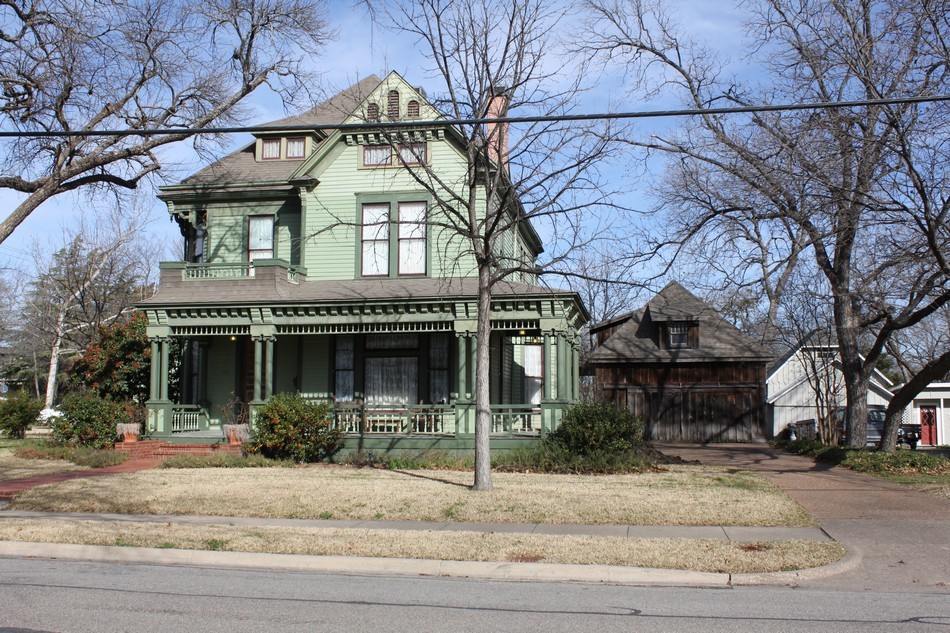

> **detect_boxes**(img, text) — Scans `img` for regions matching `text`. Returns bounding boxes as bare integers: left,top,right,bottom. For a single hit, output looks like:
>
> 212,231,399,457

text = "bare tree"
23,208,151,408
582,0,950,448
366,0,620,490
0,0,333,244
779,276,846,444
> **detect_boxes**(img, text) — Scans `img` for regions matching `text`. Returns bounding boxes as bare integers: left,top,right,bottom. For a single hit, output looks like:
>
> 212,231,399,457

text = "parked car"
837,405,918,448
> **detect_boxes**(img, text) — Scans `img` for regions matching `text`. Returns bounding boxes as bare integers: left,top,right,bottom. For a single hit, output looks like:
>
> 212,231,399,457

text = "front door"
920,406,938,446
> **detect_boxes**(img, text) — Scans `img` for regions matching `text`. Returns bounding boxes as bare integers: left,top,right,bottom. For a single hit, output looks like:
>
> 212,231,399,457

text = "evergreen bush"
51,393,131,449
548,399,645,454
0,391,43,439
244,393,344,462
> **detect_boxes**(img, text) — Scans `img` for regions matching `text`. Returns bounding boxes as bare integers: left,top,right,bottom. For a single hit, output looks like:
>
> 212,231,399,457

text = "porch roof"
140,269,584,312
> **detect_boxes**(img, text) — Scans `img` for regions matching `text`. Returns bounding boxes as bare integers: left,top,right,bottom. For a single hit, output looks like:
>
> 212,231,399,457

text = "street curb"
0,541,731,588
731,544,862,586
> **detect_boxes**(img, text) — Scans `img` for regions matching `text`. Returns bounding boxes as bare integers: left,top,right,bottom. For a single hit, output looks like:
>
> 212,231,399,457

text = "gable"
588,282,771,364
343,71,442,125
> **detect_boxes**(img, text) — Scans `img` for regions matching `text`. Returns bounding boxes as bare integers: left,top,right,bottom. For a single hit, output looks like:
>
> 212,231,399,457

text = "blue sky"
0,0,750,280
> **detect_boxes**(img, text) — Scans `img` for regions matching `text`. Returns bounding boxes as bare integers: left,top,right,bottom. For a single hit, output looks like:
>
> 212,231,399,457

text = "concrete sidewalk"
656,444,950,593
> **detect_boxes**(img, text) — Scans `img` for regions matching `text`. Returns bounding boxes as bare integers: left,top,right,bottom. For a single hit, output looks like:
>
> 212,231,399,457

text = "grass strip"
10,465,815,527
0,518,844,574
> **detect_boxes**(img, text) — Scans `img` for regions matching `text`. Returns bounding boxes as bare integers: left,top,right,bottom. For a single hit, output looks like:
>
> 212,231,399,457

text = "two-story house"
139,72,588,453
588,282,771,442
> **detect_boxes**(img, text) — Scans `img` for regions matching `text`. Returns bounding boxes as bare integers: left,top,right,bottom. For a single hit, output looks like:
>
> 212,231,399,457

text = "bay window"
361,204,390,276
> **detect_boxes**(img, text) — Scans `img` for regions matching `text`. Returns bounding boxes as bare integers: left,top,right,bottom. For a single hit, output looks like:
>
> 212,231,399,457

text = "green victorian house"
140,72,588,453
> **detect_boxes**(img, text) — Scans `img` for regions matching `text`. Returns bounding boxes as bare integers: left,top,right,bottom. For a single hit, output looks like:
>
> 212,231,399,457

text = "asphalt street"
1,558,949,633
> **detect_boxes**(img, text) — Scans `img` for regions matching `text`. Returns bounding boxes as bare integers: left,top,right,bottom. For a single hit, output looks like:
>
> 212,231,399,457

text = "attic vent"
387,90,400,119
407,100,420,118
367,102,380,122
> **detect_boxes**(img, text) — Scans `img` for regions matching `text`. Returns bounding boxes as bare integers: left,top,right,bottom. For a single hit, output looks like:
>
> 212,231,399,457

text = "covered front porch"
141,284,584,448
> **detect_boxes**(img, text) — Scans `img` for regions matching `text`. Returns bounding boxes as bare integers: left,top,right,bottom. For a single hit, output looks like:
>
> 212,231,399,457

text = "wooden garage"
588,282,771,442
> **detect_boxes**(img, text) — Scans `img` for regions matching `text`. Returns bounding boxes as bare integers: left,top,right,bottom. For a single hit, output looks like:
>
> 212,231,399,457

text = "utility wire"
0,94,947,138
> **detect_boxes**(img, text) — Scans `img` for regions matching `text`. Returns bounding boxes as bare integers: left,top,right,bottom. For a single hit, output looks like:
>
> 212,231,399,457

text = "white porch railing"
171,405,204,432
182,263,252,279
491,405,542,436
333,404,455,435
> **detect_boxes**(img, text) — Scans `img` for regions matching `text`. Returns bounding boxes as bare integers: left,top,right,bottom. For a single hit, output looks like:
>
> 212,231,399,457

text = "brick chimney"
485,87,510,172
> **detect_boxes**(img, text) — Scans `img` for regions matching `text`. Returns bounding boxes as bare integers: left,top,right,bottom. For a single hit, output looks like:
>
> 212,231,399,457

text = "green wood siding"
300,140,478,280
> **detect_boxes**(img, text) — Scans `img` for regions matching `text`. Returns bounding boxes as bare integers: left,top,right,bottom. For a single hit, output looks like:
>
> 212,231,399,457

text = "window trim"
397,201,427,276
286,137,306,159
248,215,275,262
260,138,281,161
363,144,392,167
397,142,427,166
668,323,690,348
356,194,431,279
360,203,391,277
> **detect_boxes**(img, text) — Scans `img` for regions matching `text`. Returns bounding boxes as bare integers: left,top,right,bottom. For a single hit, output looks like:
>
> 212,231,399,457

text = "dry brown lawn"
0,518,844,573
0,449,85,481
11,464,814,527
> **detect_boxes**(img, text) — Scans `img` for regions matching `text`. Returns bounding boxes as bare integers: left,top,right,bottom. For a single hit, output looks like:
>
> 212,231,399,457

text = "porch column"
457,335,469,397
149,340,160,401
159,338,170,401
252,337,263,402
556,334,567,400
264,336,275,400
571,342,580,401
542,334,552,400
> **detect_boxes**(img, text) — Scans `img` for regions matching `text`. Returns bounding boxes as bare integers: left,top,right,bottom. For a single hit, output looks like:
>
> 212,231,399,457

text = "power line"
0,94,947,138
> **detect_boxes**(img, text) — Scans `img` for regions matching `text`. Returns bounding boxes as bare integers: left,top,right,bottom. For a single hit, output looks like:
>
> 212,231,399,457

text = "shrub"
51,393,132,449
244,393,344,462
493,443,655,475
0,391,43,439
548,399,645,455
383,450,474,470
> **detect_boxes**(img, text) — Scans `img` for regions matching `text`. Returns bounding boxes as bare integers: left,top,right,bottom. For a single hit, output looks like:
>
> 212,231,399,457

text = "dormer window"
387,90,400,119
669,323,689,348
286,137,306,159
261,138,281,160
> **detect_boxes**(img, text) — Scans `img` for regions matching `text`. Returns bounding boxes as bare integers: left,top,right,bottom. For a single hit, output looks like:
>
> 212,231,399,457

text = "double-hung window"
248,216,274,261
397,202,426,275
363,145,391,166
361,204,390,276
360,201,427,277
397,142,426,165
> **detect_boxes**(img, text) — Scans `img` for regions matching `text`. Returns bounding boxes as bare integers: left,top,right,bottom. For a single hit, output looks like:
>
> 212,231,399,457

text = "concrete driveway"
656,444,950,593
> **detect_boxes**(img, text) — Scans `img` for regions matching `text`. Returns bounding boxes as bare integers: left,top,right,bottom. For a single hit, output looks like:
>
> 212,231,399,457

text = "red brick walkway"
0,458,162,500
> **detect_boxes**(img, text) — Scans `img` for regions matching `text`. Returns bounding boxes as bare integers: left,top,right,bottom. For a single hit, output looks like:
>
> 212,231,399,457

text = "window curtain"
398,202,426,275
365,357,418,406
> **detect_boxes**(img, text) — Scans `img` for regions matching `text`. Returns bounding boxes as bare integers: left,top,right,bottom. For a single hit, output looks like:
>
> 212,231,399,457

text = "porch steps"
115,440,242,459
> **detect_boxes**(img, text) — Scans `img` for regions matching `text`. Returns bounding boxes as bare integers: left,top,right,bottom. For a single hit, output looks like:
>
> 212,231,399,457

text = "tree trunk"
45,311,68,409
834,298,869,447
881,351,950,452
472,263,493,491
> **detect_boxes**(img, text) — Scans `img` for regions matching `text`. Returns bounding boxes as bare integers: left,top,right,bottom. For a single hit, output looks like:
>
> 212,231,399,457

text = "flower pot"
117,423,142,443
